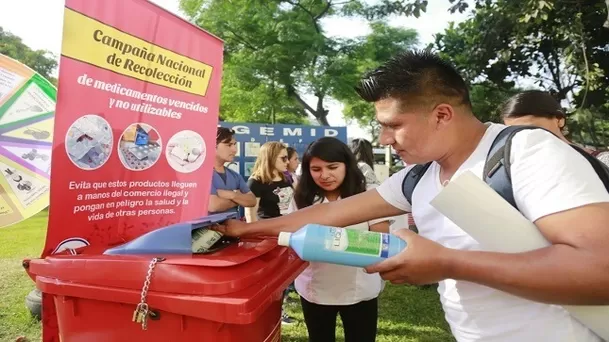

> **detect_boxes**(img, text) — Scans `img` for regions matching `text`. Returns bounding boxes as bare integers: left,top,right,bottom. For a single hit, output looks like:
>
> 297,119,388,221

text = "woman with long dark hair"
501,90,570,143
501,90,609,165
287,137,389,342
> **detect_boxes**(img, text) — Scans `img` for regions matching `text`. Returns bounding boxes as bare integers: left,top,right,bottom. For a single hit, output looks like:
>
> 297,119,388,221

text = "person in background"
288,137,389,342
350,138,380,186
208,127,256,217
501,90,609,166
351,138,407,234
282,146,300,301
245,141,294,222
245,141,296,325
284,147,300,187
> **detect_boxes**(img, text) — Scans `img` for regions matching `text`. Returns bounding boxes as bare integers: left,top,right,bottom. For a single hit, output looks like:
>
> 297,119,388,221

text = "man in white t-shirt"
218,50,609,342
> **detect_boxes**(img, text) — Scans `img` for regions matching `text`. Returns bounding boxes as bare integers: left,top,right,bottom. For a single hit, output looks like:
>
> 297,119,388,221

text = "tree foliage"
431,0,609,144
469,82,522,122
180,0,418,129
0,27,58,85
434,1,608,102
353,0,609,145
333,22,418,140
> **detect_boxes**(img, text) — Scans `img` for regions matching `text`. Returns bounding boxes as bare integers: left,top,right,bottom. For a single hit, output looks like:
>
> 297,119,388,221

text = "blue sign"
218,122,348,178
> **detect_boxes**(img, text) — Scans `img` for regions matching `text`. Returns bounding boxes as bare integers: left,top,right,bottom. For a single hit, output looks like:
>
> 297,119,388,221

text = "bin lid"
30,237,285,296
104,212,237,255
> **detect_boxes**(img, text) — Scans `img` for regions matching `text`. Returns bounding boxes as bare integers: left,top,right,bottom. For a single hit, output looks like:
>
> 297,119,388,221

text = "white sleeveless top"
286,185,388,305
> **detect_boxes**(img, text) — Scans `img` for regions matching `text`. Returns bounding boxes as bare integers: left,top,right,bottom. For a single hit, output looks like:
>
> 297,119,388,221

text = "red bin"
28,236,307,342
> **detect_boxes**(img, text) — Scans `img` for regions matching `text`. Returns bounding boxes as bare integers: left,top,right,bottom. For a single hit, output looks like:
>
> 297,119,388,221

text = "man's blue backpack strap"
482,125,531,209
483,125,609,209
401,162,432,205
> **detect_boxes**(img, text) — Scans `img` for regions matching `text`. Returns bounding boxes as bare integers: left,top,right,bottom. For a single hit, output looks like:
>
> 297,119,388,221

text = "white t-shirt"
376,123,609,342
287,185,388,306
597,151,609,167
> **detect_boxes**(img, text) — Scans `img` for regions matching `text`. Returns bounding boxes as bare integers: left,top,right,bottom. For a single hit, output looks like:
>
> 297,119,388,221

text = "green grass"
0,212,454,342
0,212,46,342
377,284,454,342
282,284,455,342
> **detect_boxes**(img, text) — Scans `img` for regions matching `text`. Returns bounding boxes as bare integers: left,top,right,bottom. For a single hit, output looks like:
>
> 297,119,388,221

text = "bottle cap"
277,232,292,247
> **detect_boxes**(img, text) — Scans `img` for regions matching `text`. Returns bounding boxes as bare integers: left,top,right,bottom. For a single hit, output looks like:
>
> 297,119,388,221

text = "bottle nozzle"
277,232,292,247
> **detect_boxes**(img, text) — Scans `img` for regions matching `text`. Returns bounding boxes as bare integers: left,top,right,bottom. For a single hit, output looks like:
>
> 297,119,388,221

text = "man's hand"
217,189,237,200
213,219,251,237
365,229,453,285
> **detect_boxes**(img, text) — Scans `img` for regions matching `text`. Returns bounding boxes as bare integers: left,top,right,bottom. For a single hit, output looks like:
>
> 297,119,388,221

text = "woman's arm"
244,198,260,223
370,220,390,233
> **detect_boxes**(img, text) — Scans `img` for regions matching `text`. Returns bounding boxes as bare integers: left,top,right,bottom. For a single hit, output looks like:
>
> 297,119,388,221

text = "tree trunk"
288,86,330,126
314,110,330,126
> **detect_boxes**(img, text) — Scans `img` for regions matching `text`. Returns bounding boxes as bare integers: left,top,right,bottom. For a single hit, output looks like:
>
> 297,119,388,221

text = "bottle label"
324,227,390,258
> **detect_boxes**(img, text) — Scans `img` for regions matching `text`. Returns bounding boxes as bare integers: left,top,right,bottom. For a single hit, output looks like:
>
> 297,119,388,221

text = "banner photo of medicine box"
43,0,224,258
218,122,347,179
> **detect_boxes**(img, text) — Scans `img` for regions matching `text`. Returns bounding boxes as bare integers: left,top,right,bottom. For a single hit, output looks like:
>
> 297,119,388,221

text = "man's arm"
451,129,609,304
232,191,257,207
217,189,257,208
246,189,404,235
445,202,609,305
208,195,237,213
234,175,257,207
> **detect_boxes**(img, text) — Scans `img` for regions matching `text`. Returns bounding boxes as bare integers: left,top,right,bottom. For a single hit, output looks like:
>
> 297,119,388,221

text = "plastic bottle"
277,223,406,268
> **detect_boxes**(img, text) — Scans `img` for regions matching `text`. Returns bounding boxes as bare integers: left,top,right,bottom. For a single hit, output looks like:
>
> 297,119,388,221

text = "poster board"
0,54,54,228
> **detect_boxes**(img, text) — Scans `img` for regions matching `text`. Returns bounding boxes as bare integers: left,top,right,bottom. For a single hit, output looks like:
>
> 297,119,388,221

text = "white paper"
0,68,25,103
430,171,609,341
245,142,260,157
227,162,239,173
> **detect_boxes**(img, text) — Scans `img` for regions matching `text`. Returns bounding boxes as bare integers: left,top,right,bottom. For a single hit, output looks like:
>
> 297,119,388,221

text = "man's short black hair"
216,127,235,145
355,49,472,110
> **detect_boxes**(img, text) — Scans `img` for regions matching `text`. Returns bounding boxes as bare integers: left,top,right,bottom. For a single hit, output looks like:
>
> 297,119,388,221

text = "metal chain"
137,257,164,330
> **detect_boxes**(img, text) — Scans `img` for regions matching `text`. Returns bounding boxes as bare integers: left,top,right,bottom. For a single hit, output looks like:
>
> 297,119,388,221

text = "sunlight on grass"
0,211,453,342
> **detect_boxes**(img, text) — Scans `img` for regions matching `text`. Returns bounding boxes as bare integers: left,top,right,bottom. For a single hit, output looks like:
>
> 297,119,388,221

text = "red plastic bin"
28,238,307,342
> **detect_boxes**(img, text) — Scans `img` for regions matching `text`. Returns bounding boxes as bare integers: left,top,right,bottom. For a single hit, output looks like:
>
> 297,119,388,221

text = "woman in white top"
287,137,389,342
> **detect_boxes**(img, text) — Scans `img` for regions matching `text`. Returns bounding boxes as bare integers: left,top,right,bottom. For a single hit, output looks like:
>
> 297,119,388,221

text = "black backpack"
402,125,609,221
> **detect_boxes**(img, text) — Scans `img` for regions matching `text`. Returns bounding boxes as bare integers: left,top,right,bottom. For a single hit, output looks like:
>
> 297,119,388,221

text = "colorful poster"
40,0,223,340
43,0,223,257
0,54,54,228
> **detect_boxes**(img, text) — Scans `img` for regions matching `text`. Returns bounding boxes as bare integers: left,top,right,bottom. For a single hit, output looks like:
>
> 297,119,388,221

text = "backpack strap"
483,125,609,210
568,144,609,191
482,125,534,209
401,162,432,205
